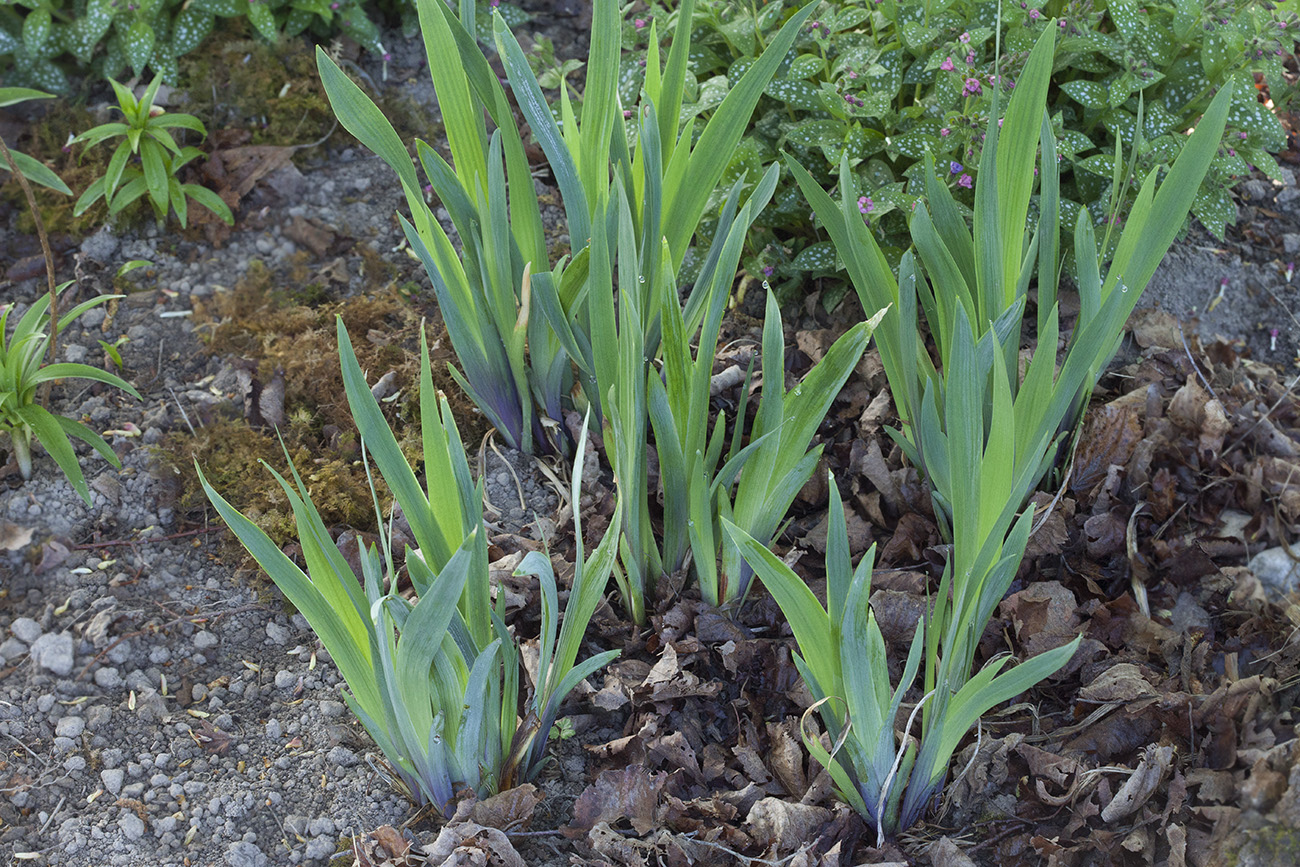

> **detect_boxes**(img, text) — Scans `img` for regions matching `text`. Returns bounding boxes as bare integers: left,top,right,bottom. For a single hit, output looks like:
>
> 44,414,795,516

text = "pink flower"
848,71,858,79
1240,132,1249,140
958,174,973,188
623,110,632,118
858,196,874,214
1029,9,1040,19
634,18,646,29
966,52,976,65
939,127,950,136
330,1,338,7
940,56,954,71
959,31,971,43
963,77,982,96
383,52,392,61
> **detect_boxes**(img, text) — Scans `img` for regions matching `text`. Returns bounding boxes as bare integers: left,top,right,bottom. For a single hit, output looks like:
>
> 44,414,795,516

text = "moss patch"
167,260,486,554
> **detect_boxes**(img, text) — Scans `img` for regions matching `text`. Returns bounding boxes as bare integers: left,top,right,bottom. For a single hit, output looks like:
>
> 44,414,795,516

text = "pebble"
101,768,125,796
319,700,345,719
327,746,358,767
11,617,42,643
194,630,219,650
226,840,269,867
265,622,291,645
94,667,123,688
55,716,85,739
274,670,296,689
30,632,74,676
265,719,282,739
119,811,145,841
1247,547,1300,605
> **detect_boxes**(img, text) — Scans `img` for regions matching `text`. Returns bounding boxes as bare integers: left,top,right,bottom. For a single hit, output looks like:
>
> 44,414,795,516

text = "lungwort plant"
730,22,1232,838
1,285,141,506
200,318,622,813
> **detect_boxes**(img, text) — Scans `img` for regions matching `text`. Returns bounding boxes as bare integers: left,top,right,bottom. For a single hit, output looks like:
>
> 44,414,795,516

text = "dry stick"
0,134,60,395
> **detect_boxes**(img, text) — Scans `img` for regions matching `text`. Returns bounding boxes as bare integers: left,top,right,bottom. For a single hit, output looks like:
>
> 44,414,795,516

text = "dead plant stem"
0,133,60,398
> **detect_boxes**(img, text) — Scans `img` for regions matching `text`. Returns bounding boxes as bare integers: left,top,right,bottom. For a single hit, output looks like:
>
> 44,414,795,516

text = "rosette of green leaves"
199,317,621,813
773,21,1231,835
0,87,72,194
1,284,141,505
72,75,232,228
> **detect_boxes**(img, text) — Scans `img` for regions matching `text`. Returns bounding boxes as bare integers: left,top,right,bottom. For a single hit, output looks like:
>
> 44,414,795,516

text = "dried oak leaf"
565,766,668,838
0,520,34,551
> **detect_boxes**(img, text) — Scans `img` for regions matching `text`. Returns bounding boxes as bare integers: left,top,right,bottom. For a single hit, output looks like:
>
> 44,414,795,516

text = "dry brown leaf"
744,797,830,856
420,821,525,867
1101,744,1174,822
0,520,34,551
766,719,808,797
565,766,667,837
1078,663,1158,704
451,784,543,831
927,836,977,867
1000,581,1080,657
1073,388,1147,494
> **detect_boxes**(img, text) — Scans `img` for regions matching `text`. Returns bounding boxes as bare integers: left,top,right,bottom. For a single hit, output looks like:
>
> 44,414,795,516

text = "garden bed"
4,4,1300,866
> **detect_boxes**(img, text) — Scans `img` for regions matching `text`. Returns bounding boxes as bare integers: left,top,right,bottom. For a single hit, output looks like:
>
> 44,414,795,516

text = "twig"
0,132,60,399
1179,324,1219,404
72,525,222,550
1224,370,1300,456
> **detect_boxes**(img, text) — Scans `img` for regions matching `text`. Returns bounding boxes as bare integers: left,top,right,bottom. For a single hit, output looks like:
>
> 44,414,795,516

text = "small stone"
284,814,309,836
318,700,345,719
1285,234,1300,256
274,670,296,689
1248,547,1300,606
94,667,123,689
63,756,86,773
194,630,219,651
37,694,55,713
0,638,27,661
265,621,291,645
265,719,282,739
226,839,269,867
30,632,74,676
327,746,358,767
119,811,145,841
55,716,85,739
11,617,42,643
102,768,125,795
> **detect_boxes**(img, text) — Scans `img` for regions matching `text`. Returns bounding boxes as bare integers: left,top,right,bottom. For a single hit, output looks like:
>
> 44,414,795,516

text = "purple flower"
1240,132,1249,140
330,1,338,8
858,196,874,214
635,18,646,29
939,127,950,137
848,71,858,79
958,174,973,188
763,265,774,277
963,77,982,96
383,52,392,62
1059,19,1067,27
966,52,976,65
1228,148,1236,156
1029,9,1040,19
950,161,963,174
940,56,954,71
623,110,632,119
959,31,971,43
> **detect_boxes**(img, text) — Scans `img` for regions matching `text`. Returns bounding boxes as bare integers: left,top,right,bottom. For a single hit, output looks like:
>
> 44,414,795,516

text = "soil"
2,6,1300,867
